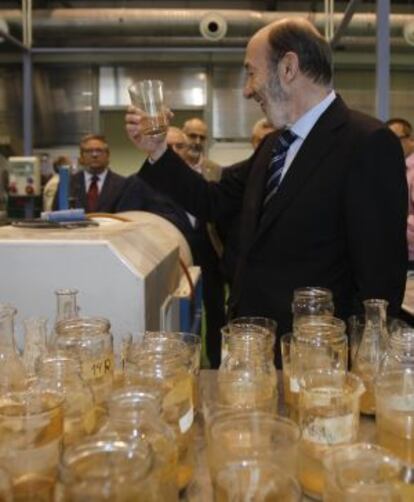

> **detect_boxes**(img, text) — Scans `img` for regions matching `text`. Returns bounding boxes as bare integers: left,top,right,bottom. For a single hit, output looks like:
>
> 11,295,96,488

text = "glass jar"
298,369,364,500
292,287,334,326
22,317,48,378
126,341,194,492
376,368,414,468
290,316,347,421
105,387,179,501
0,389,64,501
218,332,277,412
51,317,114,404
0,304,26,391
352,299,389,415
35,356,97,446
380,327,414,372
207,411,300,489
323,443,404,502
59,433,156,501
222,319,276,363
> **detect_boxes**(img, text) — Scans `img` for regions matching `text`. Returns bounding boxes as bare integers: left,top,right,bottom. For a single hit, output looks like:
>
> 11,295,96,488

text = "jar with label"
376,368,414,469
207,411,300,490
289,316,347,420
380,326,414,372
126,341,194,492
352,299,389,415
58,433,157,501
218,331,277,412
298,369,364,500
0,304,27,391
105,387,179,501
292,287,334,327
323,443,404,502
51,317,114,404
34,356,97,446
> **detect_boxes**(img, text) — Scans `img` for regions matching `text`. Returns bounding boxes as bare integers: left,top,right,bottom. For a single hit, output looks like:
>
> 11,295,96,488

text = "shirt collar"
290,90,336,141
84,169,108,182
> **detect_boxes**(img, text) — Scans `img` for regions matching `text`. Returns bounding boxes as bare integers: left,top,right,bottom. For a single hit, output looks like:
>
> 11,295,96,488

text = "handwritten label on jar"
179,406,194,434
302,414,354,445
290,377,300,393
82,355,114,381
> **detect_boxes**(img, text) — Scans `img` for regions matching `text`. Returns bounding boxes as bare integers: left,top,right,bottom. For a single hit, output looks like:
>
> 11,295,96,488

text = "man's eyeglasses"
187,133,206,141
171,142,187,150
82,148,108,155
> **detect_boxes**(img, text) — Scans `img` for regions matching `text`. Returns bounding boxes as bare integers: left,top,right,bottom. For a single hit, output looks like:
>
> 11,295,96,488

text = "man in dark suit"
125,18,408,366
55,133,126,212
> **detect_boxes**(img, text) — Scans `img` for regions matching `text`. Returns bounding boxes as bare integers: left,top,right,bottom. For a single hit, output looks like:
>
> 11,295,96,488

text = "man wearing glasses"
54,133,126,213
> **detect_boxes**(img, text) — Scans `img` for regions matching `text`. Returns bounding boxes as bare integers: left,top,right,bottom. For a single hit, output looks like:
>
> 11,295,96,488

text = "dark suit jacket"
54,169,126,213
139,96,408,349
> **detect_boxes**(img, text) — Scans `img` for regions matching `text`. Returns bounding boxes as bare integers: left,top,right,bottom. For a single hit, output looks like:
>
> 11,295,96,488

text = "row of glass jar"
0,297,204,501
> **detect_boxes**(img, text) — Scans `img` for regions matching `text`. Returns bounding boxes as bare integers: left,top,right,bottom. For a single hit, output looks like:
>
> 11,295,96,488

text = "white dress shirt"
84,169,108,193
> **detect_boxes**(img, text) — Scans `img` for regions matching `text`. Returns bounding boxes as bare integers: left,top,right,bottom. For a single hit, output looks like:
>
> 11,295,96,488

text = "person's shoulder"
107,169,126,181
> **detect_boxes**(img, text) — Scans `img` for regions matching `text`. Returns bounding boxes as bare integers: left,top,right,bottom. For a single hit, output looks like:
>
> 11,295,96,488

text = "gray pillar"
375,0,390,121
22,50,33,155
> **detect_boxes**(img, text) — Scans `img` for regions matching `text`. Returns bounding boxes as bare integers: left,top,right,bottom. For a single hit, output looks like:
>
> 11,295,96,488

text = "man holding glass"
125,18,407,365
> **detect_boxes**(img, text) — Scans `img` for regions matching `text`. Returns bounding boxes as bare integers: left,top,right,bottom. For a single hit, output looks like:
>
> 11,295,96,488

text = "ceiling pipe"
0,9,412,48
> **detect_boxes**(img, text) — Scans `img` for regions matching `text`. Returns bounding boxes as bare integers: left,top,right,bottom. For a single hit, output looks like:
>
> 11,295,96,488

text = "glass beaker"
51,317,114,403
298,369,364,500
207,411,300,488
126,341,194,492
323,443,404,501
214,460,302,501
218,331,277,412
35,356,97,447
376,368,414,467
128,80,168,137
59,433,156,501
352,299,389,415
0,389,63,501
292,287,334,326
105,387,179,501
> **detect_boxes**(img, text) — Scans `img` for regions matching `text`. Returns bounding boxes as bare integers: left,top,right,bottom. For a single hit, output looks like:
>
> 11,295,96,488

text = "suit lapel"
97,171,112,212
253,96,349,246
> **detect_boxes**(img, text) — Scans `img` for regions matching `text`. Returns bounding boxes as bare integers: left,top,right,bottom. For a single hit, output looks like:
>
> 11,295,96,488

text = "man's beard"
263,69,289,128
187,144,203,159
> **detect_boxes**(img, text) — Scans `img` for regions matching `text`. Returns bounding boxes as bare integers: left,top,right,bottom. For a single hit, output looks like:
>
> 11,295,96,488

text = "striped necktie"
263,129,297,207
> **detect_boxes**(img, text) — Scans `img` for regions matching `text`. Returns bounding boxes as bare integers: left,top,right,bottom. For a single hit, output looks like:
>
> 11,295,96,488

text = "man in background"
166,126,226,368
54,134,126,213
182,118,221,181
387,118,414,265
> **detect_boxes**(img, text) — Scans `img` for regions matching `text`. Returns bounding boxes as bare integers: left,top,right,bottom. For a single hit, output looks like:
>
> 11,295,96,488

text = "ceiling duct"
0,8,412,50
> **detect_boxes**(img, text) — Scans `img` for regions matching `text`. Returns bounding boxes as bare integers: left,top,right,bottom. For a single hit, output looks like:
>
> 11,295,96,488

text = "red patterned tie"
87,174,99,212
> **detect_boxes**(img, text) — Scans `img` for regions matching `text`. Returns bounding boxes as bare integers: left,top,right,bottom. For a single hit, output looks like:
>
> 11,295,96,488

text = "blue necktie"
263,129,297,207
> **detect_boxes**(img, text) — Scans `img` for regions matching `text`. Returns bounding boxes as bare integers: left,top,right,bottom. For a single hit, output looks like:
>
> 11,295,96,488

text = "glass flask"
352,299,389,415
0,304,26,391
126,341,194,492
222,318,276,363
298,369,364,500
51,317,114,404
22,317,48,378
218,330,277,412
376,368,414,468
0,389,64,501
35,356,97,447
105,387,179,501
58,433,156,501
207,411,300,490
214,460,302,502
380,327,414,372
290,316,347,421
323,443,404,502
291,287,334,326
49,288,79,347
